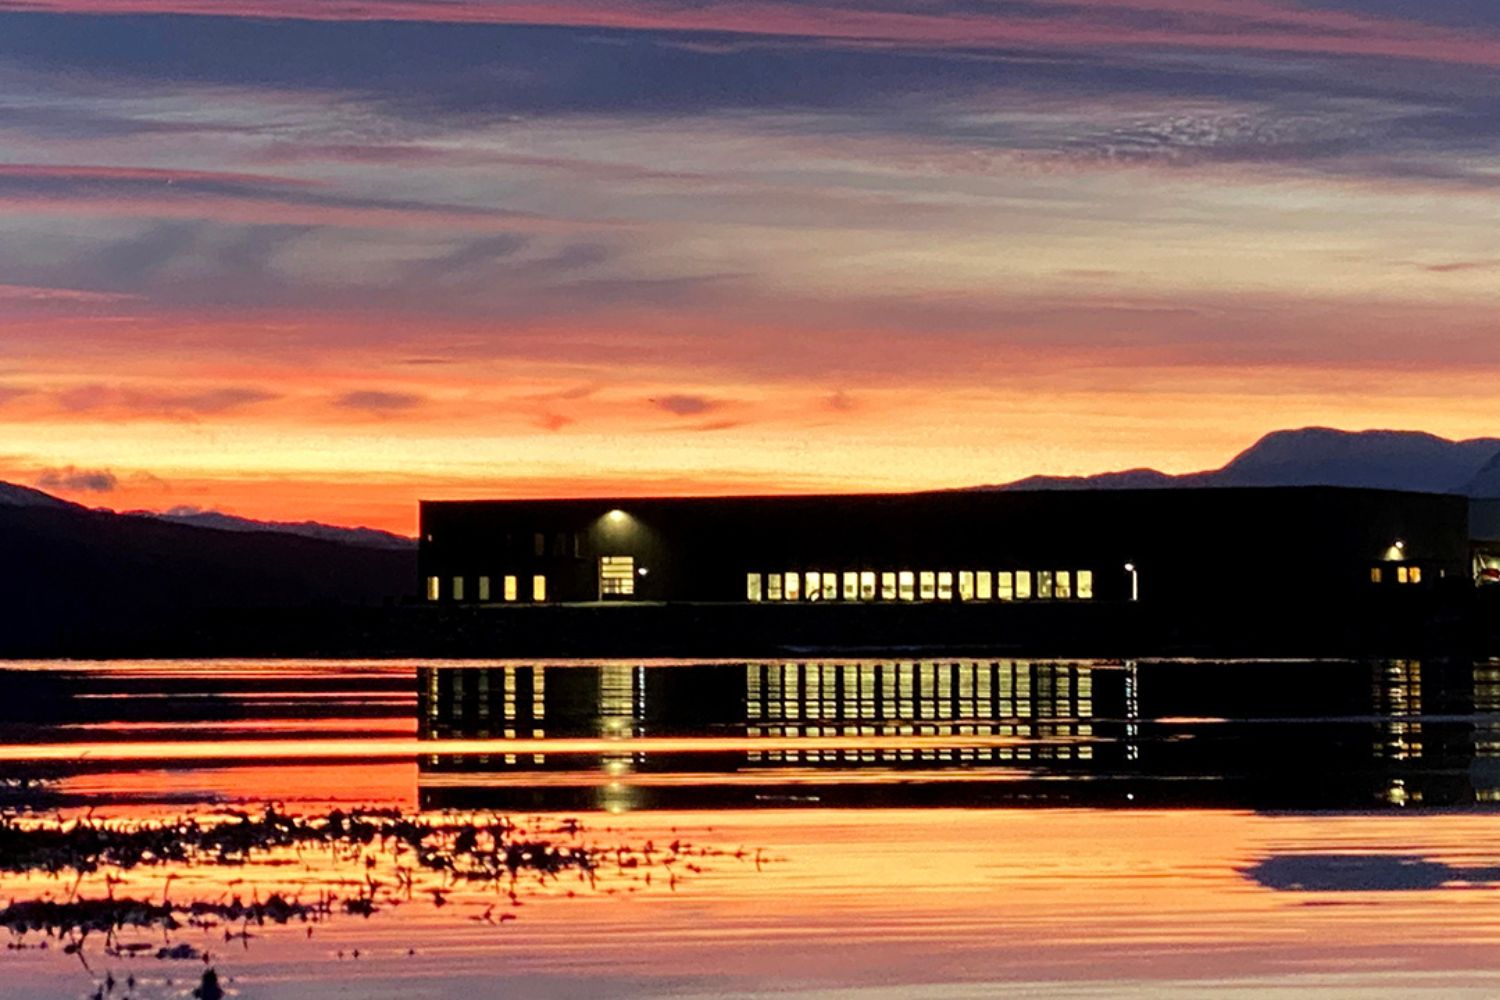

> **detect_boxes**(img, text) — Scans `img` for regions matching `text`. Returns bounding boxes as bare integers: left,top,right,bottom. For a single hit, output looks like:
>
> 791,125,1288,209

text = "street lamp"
1124,562,1139,602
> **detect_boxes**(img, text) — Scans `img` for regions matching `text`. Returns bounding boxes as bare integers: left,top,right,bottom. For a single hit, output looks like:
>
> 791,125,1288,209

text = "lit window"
768,574,783,601
937,571,953,601
805,571,821,601
898,571,916,601
1015,571,1033,600
997,571,1014,601
785,572,802,601
822,573,838,602
600,556,635,596
478,576,491,601
976,571,992,601
881,572,897,600
1077,570,1094,600
747,573,763,602
1397,566,1410,584
426,576,440,601
504,575,518,602
1370,567,1384,584
860,571,876,601
842,571,858,601
1037,571,1054,600
452,576,465,601
532,575,546,601
1056,571,1072,600
958,571,974,601
1410,566,1422,584
919,571,936,601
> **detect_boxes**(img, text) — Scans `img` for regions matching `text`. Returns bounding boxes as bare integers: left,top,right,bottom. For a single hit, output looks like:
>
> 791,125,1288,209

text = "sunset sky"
3,1,1500,534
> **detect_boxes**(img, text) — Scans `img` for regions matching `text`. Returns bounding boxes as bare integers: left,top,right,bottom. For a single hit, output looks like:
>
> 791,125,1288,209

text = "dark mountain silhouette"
145,507,415,550
987,428,1500,497
0,483,415,656
0,480,79,509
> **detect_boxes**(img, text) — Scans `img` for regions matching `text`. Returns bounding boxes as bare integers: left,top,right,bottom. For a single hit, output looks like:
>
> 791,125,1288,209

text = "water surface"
5,658,1500,999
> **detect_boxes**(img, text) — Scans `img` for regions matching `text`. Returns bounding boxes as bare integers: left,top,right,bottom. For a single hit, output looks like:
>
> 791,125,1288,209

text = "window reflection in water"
417,659,1500,813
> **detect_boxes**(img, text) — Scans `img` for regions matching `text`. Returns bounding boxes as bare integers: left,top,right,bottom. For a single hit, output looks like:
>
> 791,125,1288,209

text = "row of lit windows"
744,724,1093,763
748,661,1091,724
426,574,547,602
1370,565,1423,585
746,569,1094,603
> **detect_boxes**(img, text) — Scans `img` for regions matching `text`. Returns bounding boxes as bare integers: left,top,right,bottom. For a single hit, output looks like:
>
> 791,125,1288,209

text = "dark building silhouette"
418,487,1471,613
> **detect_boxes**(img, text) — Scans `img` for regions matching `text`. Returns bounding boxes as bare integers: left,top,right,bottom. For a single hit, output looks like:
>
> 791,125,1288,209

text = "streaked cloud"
51,384,280,418
35,464,117,492
332,390,426,414
651,394,724,417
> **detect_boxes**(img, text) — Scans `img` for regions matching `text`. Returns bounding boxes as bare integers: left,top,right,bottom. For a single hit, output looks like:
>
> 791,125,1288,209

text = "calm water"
5,657,1500,999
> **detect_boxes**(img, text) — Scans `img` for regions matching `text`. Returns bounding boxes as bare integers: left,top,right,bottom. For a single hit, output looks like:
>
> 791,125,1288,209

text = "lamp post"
1124,562,1139,603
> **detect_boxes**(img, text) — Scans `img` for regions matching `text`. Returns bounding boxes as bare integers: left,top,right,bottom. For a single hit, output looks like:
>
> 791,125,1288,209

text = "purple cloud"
36,465,118,493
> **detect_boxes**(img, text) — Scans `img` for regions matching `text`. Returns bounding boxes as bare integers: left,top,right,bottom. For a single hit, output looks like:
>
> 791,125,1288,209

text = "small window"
1037,571,1054,600
1077,570,1094,600
426,576,440,602
919,571,936,601
1370,567,1384,584
860,571,877,601
533,532,546,557
532,575,546,602
768,573,783,601
842,571,858,601
805,571,821,602
1056,571,1072,600
976,571,992,601
996,571,1014,601
898,571,916,601
504,575,518,602
958,571,974,601
747,573,763,602
785,572,801,601
1015,571,1033,600
822,573,838,602
478,576,491,602
937,571,953,601
452,576,464,601
881,572,897,600
1410,566,1422,584
1397,566,1410,584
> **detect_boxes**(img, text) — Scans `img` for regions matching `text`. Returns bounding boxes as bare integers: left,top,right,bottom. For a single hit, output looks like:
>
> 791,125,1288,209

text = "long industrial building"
418,486,1476,611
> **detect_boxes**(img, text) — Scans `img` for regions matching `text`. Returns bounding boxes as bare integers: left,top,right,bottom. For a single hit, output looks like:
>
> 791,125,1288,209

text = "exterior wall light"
606,509,628,523
637,566,649,576
1124,563,1139,602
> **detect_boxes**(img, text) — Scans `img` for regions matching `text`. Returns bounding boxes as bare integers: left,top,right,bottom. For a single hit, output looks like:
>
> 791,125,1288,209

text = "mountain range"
987,428,1500,497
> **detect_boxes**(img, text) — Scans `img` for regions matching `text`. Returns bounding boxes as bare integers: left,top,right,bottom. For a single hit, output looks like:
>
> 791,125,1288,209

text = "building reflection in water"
418,659,1500,813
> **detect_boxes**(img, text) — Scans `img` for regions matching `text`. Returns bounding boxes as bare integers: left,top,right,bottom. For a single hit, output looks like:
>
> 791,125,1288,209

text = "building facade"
418,486,1472,609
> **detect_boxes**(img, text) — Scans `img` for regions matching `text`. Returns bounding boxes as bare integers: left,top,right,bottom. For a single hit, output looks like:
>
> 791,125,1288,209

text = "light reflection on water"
3,657,1500,999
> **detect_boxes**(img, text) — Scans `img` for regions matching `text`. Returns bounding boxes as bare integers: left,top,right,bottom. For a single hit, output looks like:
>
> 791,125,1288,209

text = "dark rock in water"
194,967,225,1000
